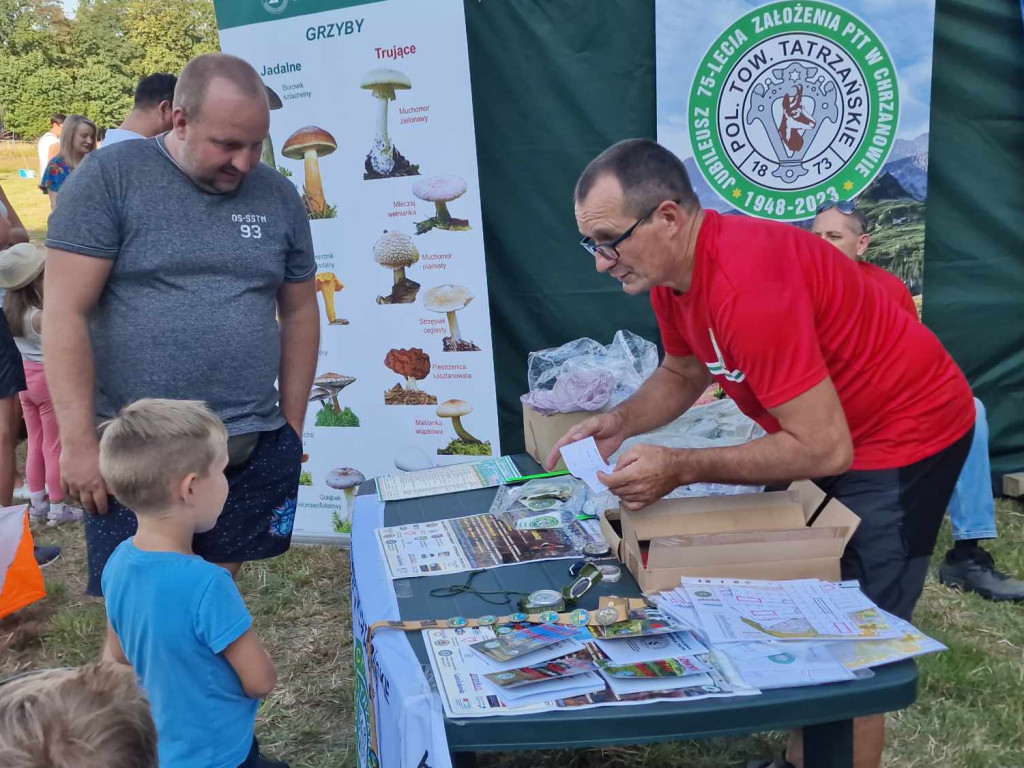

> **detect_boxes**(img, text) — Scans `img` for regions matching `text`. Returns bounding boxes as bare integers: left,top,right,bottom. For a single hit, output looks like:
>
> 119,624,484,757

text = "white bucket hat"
0,243,45,291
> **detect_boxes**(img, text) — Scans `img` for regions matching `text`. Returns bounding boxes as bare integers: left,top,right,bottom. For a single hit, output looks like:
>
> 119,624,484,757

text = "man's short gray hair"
173,53,267,122
576,139,700,217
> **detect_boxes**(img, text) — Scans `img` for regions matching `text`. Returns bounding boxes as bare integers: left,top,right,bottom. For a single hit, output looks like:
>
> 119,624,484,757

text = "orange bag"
0,508,46,619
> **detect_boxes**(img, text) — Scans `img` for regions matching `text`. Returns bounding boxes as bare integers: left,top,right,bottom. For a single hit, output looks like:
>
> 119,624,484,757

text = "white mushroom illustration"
374,230,420,304
413,175,471,234
360,68,419,179
423,284,481,352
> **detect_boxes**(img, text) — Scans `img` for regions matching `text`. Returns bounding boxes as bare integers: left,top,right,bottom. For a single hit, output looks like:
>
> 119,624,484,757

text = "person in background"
812,201,1024,602
0,244,78,527
0,661,158,768
36,114,65,182
39,115,96,210
101,399,286,768
102,73,177,147
0,186,60,567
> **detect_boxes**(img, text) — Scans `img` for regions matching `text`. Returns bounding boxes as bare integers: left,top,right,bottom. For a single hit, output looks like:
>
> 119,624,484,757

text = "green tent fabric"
925,0,1024,479
464,1,659,453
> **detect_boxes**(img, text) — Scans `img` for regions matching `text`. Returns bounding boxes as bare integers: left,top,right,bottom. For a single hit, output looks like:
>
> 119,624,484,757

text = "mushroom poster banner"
656,0,934,298
214,0,501,543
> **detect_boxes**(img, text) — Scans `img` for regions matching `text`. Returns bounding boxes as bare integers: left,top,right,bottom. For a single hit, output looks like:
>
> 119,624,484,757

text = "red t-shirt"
651,211,973,470
857,261,917,317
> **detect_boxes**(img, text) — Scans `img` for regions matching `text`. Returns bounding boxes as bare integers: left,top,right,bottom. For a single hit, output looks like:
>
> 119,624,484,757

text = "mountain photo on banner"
656,0,934,297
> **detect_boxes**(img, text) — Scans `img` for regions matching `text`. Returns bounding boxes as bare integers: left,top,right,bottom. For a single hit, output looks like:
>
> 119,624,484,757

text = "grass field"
0,141,51,242
3,498,1022,768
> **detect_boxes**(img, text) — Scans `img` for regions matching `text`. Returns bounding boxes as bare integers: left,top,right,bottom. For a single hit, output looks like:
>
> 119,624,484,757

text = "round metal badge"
594,607,620,626
538,610,560,623
569,609,591,626
583,542,612,558
509,612,528,623
478,615,499,626
446,616,468,628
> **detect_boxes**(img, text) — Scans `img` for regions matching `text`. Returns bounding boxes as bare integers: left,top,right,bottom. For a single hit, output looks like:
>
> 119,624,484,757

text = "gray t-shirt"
46,135,315,435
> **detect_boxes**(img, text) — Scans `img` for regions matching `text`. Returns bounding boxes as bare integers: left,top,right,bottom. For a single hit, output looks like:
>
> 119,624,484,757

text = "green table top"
380,455,918,752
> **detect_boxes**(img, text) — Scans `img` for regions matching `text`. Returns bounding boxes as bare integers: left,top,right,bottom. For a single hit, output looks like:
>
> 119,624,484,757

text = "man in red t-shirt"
547,139,974,768
811,202,1024,603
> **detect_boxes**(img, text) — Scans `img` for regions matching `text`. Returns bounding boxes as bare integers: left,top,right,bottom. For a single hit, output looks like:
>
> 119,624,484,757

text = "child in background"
0,244,78,526
99,399,287,768
0,661,158,768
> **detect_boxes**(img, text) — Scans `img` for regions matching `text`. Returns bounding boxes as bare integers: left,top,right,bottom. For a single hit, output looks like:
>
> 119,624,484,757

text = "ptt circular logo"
262,0,289,15
687,0,899,221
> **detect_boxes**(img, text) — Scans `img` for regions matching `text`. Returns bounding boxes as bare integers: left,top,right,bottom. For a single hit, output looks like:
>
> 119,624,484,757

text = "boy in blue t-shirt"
99,398,287,768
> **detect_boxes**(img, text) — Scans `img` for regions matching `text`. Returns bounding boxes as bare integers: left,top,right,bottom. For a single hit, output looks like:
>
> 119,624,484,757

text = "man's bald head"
174,53,267,123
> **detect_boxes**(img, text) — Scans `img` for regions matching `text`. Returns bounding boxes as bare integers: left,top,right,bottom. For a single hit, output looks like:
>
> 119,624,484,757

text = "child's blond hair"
0,662,157,768
99,398,228,514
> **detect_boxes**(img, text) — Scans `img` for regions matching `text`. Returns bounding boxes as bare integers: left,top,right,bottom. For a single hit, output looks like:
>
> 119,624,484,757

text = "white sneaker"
47,504,83,526
29,500,50,520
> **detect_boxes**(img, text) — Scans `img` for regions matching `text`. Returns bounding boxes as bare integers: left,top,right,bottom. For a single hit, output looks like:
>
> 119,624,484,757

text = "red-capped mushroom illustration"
374,230,420,305
316,272,348,325
413,175,471,234
282,125,337,218
384,347,437,405
361,68,420,179
423,284,481,352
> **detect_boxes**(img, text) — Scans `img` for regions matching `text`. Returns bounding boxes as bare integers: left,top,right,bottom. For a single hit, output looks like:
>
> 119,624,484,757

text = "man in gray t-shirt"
45,54,320,602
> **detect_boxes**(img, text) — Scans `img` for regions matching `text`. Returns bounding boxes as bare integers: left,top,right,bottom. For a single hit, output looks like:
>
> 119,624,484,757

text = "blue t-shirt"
102,540,258,768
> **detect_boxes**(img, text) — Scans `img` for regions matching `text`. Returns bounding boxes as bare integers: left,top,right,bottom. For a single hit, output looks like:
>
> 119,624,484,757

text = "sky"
656,0,936,162
61,0,78,17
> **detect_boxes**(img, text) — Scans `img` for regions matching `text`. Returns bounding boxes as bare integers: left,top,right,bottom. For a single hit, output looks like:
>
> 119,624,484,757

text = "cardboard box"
1002,472,1024,498
612,481,861,593
522,404,595,471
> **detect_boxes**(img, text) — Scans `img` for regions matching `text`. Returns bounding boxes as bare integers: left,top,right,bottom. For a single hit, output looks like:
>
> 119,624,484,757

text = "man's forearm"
43,310,98,447
672,430,851,486
278,303,320,431
614,366,707,439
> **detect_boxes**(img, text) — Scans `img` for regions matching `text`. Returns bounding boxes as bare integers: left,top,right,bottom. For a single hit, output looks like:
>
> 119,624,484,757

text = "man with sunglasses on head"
812,200,1024,603
547,138,975,768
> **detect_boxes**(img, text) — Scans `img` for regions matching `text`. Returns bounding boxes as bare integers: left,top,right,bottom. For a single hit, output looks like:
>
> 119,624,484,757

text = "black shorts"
0,310,26,399
814,427,973,621
85,424,302,597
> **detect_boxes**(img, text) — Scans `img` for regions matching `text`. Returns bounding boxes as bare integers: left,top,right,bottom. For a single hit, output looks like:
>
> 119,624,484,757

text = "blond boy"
0,661,157,768
99,399,285,768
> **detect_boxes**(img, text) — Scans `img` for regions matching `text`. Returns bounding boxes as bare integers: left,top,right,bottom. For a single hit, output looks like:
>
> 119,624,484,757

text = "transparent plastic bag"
521,330,659,415
609,398,767,499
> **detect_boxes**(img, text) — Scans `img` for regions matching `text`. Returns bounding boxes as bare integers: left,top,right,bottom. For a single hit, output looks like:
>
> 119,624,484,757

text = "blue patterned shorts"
85,424,302,597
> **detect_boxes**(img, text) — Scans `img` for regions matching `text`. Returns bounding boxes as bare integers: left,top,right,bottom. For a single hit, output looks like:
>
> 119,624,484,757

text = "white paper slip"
559,437,615,493
728,644,856,690
489,671,605,702
594,631,707,665
600,669,715,696
717,641,792,661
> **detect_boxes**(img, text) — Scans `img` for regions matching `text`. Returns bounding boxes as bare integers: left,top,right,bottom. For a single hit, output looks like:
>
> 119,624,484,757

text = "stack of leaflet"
652,578,946,690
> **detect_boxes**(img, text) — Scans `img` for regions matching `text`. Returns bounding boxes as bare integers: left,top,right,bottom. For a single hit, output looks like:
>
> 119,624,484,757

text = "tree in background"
0,0,218,139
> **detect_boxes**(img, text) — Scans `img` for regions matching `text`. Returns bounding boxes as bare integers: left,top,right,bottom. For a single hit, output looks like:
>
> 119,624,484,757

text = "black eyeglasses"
816,199,857,215
579,199,679,263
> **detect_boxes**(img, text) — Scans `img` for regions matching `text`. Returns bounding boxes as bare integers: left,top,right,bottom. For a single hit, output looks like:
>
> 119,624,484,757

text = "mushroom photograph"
423,284,481,352
436,398,492,456
373,230,420,304
360,68,420,180
384,347,436,405
413,175,471,234
326,467,365,534
299,453,312,486
315,272,348,325
261,85,284,169
282,125,338,219
309,372,359,427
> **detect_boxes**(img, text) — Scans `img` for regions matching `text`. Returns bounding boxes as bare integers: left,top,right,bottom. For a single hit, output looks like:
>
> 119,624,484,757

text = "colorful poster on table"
214,0,500,543
656,0,935,297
